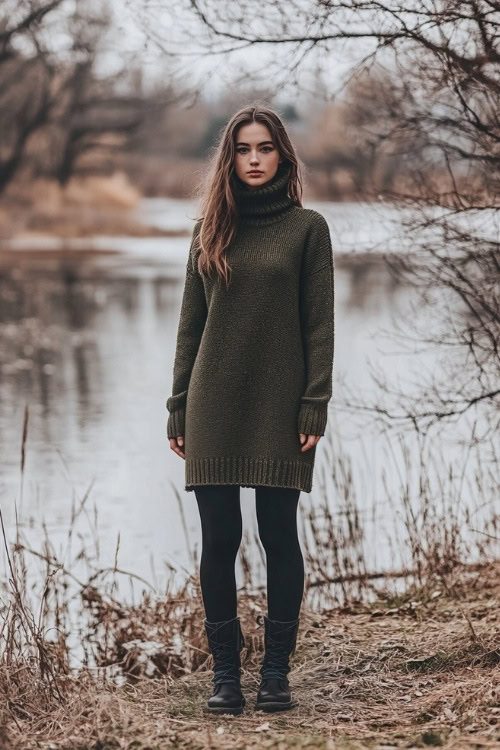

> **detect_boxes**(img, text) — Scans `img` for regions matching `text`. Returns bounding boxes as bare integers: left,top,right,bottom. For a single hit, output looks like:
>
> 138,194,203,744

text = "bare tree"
0,1,154,191
47,5,146,185
0,1,62,192
135,0,500,439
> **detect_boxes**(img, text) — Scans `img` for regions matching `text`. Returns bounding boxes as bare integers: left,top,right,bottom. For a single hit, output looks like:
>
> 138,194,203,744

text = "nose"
249,150,260,165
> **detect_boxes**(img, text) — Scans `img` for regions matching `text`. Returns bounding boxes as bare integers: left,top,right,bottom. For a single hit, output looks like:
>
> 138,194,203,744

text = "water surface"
0,198,488,599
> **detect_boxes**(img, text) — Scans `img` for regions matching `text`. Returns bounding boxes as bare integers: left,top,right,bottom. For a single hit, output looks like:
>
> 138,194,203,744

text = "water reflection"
0,245,412,588
6,209,482,604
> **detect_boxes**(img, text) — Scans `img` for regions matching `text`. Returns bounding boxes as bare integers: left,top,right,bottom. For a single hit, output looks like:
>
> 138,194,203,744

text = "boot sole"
203,705,245,715
255,700,296,712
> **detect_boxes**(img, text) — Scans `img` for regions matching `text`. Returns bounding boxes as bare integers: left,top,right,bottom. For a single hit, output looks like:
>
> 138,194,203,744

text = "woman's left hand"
299,433,321,452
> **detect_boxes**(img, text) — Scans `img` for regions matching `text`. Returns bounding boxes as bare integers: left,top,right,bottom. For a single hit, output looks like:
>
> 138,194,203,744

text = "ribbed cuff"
297,402,328,436
166,391,187,412
167,407,186,439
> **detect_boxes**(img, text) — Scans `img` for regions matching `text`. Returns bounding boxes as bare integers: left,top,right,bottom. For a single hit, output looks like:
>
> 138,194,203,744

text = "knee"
257,526,298,557
202,526,242,560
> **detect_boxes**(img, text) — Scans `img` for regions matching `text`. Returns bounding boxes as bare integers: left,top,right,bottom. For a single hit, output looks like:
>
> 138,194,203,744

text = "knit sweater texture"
166,162,335,493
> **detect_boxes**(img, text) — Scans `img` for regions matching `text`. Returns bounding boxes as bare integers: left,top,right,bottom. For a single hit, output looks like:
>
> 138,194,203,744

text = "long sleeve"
166,220,207,438
298,212,335,436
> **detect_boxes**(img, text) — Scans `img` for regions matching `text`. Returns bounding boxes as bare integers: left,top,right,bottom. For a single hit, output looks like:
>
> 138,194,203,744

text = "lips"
247,171,263,175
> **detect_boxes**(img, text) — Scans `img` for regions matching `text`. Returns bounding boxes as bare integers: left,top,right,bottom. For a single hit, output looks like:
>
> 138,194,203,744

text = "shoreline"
3,558,499,749
0,240,390,267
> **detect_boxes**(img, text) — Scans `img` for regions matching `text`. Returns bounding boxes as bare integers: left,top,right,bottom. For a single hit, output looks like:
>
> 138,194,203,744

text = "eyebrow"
236,140,274,146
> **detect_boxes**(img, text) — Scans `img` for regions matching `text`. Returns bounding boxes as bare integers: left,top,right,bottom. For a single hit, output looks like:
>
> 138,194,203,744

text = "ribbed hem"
167,407,185,438
185,456,313,493
297,403,328,436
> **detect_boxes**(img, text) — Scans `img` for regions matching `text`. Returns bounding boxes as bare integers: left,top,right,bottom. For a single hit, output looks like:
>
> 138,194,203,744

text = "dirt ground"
3,560,499,750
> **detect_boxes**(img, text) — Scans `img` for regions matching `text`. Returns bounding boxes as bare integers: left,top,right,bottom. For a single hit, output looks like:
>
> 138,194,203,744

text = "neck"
230,163,296,224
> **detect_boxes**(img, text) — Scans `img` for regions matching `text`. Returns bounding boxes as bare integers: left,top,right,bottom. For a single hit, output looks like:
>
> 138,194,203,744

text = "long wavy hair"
194,103,304,286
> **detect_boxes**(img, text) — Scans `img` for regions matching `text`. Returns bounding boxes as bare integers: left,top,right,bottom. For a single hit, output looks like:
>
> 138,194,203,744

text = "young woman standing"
166,104,335,715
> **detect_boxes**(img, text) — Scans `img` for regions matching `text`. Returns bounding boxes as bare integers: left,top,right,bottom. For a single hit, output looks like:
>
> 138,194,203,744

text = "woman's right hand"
169,436,185,459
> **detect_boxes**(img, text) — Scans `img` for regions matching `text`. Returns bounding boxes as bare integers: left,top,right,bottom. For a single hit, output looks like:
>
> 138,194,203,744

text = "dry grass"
0,172,189,239
1,560,499,750
1,409,499,749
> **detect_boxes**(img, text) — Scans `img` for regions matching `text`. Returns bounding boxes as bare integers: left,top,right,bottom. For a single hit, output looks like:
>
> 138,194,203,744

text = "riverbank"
2,555,499,750
0,172,189,241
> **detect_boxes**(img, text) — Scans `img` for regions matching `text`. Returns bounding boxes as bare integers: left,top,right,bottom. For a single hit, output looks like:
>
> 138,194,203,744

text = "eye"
261,146,274,152
236,147,248,153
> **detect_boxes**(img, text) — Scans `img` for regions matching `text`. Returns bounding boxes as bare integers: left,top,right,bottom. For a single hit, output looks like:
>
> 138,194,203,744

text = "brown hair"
194,103,303,286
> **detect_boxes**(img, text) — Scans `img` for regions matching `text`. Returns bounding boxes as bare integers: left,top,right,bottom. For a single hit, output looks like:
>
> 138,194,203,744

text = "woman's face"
234,121,282,188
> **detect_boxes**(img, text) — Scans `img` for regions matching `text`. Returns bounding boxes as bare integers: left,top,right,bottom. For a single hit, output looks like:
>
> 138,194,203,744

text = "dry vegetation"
1,539,499,750
0,172,188,240
1,411,499,750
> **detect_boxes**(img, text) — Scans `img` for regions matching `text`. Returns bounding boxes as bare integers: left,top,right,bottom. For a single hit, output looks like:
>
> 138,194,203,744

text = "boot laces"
260,636,292,680
205,619,242,686
211,640,240,685
260,620,298,681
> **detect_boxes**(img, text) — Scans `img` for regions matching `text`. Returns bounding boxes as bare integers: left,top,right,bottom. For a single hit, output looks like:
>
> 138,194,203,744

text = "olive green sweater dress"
166,162,335,493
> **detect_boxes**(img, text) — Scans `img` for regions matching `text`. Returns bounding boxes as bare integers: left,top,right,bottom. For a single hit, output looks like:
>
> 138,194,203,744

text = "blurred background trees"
5,0,488,202
1,0,498,438
1,1,158,194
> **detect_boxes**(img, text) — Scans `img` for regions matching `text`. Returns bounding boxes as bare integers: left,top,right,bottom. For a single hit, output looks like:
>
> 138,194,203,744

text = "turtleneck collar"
230,162,296,224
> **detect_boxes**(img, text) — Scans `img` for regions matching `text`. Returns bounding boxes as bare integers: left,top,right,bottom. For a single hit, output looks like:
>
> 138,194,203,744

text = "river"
0,198,493,602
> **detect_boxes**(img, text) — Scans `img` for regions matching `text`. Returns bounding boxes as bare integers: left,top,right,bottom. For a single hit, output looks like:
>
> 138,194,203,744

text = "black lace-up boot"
203,616,246,715
255,615,300,712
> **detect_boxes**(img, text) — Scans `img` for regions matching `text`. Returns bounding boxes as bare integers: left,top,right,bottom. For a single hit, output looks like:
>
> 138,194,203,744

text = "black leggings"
194,484,304,622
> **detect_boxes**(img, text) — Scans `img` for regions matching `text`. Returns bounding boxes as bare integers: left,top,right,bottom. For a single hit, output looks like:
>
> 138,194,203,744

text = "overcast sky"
103,0,361,104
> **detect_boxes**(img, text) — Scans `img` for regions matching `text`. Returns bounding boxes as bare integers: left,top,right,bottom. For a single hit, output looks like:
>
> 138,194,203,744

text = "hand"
299,433,321,452
169,435,185,459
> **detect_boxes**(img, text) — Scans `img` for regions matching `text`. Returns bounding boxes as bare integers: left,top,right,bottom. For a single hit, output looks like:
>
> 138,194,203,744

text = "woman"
166,104,335,715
